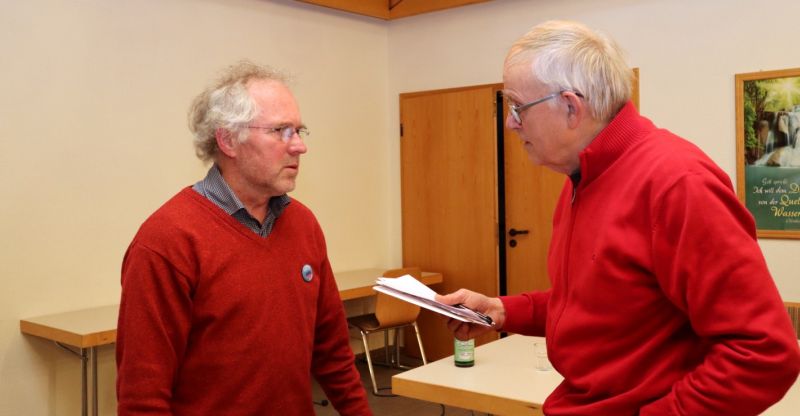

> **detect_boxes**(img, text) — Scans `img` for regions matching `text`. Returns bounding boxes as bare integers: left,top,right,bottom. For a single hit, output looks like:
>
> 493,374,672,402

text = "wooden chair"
786,302,800,339
347,267,428,395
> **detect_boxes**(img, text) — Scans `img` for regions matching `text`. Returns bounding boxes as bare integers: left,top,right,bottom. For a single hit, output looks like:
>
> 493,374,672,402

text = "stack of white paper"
373,274,494,327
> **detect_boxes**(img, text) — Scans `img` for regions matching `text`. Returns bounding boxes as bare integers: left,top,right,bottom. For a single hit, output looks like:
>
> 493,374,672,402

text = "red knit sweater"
501,103,800,415
117,188,371,415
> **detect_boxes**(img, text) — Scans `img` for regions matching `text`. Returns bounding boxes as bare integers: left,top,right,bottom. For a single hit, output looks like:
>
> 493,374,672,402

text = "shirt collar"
192,164,291,219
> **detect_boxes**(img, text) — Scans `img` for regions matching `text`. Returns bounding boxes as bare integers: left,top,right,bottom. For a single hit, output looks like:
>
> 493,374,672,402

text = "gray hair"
188,61,288,162
505,20,632,122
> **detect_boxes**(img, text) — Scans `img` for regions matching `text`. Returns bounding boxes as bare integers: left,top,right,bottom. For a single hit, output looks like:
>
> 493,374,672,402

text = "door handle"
508,228,529,237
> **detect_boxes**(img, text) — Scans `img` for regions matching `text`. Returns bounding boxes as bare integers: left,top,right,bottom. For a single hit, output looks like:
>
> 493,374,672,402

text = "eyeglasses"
508,90,584,124
246,125,309,143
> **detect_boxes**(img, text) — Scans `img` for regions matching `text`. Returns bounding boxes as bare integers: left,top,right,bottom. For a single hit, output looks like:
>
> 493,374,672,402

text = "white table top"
393,335,800,416
393,335,559,415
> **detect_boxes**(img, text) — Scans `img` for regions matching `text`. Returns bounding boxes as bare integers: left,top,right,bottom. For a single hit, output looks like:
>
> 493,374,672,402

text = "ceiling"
295,0,494,20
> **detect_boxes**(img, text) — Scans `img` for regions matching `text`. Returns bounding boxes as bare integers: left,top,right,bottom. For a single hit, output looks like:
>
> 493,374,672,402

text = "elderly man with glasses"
438,20,800,416
116,61,372,415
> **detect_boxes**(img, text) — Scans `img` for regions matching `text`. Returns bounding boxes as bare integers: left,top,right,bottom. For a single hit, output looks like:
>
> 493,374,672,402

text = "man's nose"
288,136,307,154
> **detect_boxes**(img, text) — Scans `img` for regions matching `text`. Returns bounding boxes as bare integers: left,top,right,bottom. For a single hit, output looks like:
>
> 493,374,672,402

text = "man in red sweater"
438,20,800,415
116,61,372,415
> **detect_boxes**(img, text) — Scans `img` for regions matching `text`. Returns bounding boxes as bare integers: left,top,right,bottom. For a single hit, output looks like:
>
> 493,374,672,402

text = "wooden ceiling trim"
295,0,493,20
389,0,492,20
295,0,389,20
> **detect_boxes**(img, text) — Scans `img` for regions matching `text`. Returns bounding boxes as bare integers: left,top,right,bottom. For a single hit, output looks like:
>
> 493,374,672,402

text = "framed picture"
735,68,800,238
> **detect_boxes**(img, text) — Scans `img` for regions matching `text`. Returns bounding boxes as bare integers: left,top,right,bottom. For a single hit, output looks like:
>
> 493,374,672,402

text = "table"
393,335,557,415
19,268,442,416
392,335,800,416
19,304,118,416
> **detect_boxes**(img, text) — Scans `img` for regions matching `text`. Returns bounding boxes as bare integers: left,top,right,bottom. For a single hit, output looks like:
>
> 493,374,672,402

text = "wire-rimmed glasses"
246,125,309,143
508,90,584,124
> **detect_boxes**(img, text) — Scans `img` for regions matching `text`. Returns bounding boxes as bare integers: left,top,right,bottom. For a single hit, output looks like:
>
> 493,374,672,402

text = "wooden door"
400,84,500,360
502,110,564,294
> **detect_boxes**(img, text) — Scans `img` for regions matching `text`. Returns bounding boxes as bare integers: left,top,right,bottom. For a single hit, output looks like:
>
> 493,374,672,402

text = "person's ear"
563,92,585,129
215,128,237,157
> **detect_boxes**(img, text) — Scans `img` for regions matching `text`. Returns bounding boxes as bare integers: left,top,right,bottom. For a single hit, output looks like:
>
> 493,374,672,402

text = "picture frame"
735,67,800,238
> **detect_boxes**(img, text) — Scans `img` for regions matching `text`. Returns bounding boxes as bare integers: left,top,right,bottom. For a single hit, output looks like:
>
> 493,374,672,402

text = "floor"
311,350,491,416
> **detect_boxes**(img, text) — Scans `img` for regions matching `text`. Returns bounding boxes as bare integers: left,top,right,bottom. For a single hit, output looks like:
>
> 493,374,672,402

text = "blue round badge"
301,264,314,282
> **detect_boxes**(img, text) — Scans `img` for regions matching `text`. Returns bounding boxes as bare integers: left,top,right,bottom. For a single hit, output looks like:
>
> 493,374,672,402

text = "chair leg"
360,330,379,395
393,328,401,367
383,330,390,365
413,322,427,365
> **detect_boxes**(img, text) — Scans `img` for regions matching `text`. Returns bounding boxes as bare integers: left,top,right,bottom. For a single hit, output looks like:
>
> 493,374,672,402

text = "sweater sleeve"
310,256,372,415
642,170,800,415
499,290,550,336
117,242,193,416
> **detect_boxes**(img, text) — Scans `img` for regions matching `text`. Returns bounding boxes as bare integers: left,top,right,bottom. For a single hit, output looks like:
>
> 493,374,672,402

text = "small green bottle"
454,338,475,367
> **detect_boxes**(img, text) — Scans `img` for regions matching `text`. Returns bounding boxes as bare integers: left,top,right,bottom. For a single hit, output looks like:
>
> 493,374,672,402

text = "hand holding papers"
373,275,494,327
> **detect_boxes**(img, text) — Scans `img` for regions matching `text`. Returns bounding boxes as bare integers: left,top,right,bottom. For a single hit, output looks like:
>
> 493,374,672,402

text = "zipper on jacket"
569,170,581,205
549,189,579,348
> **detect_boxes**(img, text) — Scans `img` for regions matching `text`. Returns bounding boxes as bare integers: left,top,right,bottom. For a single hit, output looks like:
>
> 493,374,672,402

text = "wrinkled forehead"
503,47,538,80
502,59,544,97
247,79,301,122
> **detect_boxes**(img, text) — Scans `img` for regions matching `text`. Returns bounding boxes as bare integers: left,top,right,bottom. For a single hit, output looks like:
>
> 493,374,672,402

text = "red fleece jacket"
501,102,800,416
117,188,371,415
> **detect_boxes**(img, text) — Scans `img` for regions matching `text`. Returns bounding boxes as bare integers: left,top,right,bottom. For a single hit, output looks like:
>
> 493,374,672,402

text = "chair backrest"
374,267,422,328
786,301,800,340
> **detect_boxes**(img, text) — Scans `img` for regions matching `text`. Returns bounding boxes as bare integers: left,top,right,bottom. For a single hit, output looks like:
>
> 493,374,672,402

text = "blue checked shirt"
192,164,290,238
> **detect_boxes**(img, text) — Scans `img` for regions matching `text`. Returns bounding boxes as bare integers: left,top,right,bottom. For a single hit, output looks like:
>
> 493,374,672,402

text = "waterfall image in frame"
736,67,800,238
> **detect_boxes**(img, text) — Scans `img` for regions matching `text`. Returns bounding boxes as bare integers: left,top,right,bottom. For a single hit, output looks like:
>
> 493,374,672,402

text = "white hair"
505,20,633,121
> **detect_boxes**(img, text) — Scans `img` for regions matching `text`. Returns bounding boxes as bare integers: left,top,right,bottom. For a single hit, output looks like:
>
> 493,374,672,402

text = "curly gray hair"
188,61,288,162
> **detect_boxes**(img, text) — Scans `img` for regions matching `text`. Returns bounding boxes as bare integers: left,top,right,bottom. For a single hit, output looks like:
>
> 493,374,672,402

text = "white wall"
386,0,800,300
2,0,799,414
0,0,389,414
